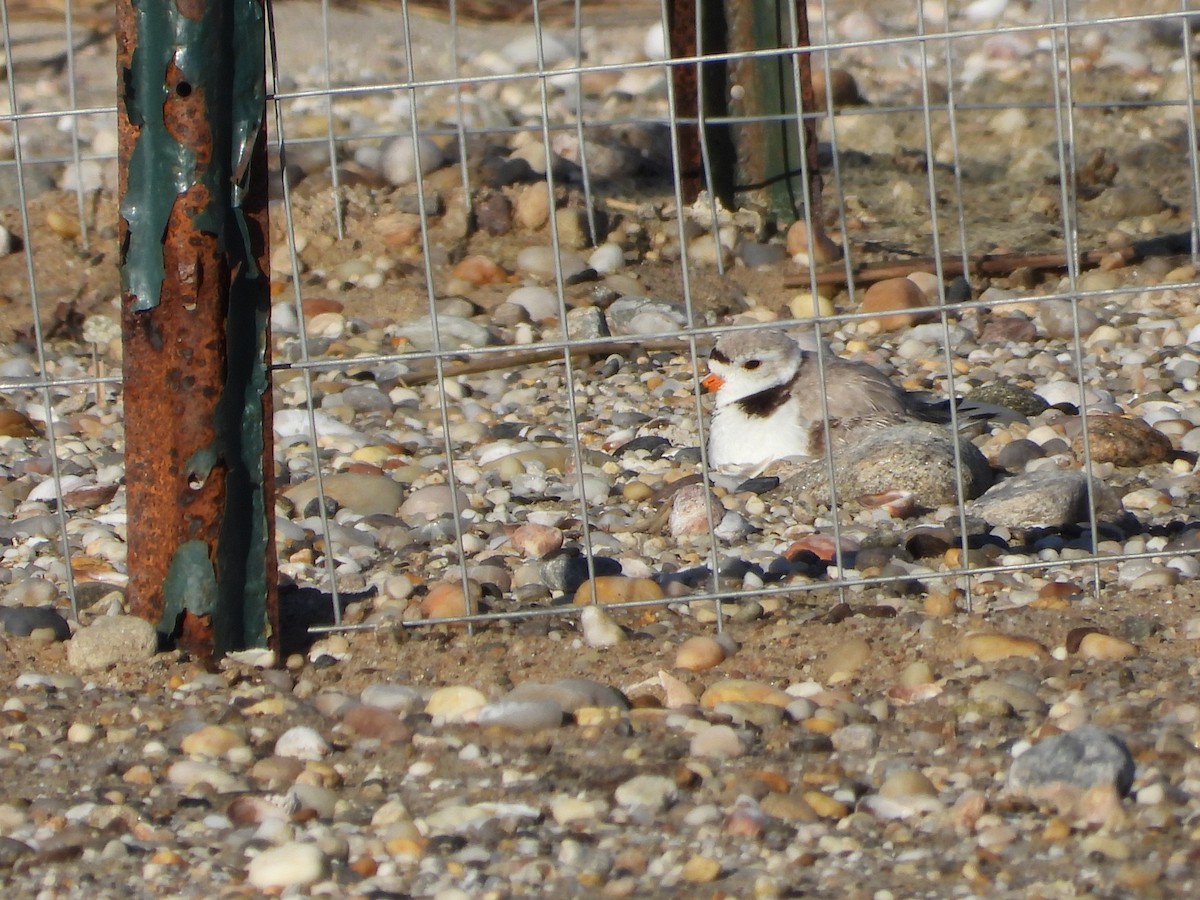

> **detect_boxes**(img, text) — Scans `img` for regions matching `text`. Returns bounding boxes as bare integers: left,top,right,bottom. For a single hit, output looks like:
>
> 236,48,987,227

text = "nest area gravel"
3,1,1200,897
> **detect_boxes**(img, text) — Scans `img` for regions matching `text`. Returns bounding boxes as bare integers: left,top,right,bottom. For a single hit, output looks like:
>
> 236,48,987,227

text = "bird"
701,329,974,473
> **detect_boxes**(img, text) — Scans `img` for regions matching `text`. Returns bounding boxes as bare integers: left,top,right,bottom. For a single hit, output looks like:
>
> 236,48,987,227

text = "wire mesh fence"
2,0,1200,654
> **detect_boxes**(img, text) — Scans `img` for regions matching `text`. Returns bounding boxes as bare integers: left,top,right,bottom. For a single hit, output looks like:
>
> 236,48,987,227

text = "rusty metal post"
116,0,277,662
726,0,821,223
667,0,724,206
668,0,821,224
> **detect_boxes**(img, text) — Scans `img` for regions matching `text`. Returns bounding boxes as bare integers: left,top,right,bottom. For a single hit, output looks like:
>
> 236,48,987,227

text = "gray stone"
563,306,610,341
505,677,629,712
780,423,993,508
969,469,1117,529
66,615,158,673
0,605,69,640
337,385,393,413
395,314,492,350
614,774,678,812
359,683,424,714
476,698,565,732
606,295,688,336
1007,726,1135,797
0,835,32,869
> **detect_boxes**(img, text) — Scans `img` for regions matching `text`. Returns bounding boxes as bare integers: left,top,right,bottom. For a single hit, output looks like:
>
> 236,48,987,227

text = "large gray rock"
605,295,688,336
67,615,158,673
1007,726,1135,798
395,314,492,350
968,468,1118,529
779,423,993,508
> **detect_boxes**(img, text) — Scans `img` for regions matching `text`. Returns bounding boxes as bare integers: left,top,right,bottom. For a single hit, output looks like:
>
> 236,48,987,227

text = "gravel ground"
1,1,1200,897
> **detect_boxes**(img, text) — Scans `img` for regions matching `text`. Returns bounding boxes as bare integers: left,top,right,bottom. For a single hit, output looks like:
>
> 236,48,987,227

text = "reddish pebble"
859,277,933,333
342,705,413,744
301,297,344,318
510,522,563,559
0,409,38,438
451,254,508,286
421,579,482,619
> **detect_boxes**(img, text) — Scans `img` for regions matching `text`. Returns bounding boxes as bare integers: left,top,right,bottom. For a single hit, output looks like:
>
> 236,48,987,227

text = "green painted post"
668,0,820,225
725,0,820,224
116,0,277,662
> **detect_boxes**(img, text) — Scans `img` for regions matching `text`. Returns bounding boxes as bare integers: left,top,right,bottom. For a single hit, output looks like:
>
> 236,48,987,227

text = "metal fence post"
116,0,277,662
668,0,820,224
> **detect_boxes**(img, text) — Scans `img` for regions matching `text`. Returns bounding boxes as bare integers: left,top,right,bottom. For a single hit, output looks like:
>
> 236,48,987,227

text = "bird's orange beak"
701,372,724,393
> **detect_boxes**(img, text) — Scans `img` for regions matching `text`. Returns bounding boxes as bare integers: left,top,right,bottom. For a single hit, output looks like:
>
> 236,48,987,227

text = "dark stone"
734,476,780,495
997,438,1045,471
0,605,70,640
538,549,622,594
613,435,671,457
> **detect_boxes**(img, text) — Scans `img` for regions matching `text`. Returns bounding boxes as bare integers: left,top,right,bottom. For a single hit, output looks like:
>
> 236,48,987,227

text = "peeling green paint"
160,539,218,634
119,0,266,310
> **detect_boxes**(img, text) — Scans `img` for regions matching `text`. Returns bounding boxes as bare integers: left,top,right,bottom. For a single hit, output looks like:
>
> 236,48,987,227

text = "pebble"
378,135,443,185
572,576,664,606
588,242,625,274
180,725,246,758
420,579,482,619
689,723,745,758
504,678,628,712
820,637,872,682
284,472,404,517
668,483,717,537
579,605,626,648
342,705,413,744
0,605,69,640
514,246,588,282
960,632,1047,662
858,277,932,333
614,774,677,812
510,522,563,558
246,842,328,890
477,698,564,732
359,683,423,713
786,220,841,268
1008,727,1136,802
274,725,331,760
1075,632,1139,661
700,679,791,708
398,484,470,522
674,635,727,671
426,685,487,723
506,285,560,322
1074,414,1173,467
166,760,248,793
783,423,993,509
66,615,158,673
680,855,722,883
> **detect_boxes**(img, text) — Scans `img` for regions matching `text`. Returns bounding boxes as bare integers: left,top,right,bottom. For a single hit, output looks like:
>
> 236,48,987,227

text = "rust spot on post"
667,0,702,203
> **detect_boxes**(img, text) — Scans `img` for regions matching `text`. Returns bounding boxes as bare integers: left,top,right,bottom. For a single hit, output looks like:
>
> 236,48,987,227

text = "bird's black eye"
744,359,761,370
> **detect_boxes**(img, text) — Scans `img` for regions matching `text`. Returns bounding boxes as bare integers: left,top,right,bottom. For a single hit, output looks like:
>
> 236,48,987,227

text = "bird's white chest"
708,397,813,469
